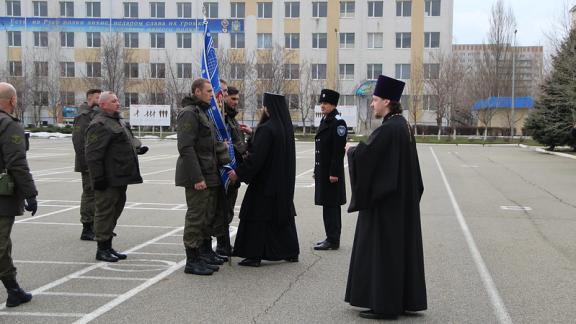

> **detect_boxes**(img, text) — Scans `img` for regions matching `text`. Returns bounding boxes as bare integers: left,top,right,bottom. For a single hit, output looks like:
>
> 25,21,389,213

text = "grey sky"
453,0,574,48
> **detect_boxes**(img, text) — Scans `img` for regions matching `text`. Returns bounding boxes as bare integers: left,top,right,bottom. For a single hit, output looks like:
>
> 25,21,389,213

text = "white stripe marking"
148,242,181,245
15,260,96,266
430,147,513,324
16,221,180,229
140,168,175,176
0,311,84,317
126,252,185,256
38,292,120,298
75,276,149,281
16,206,80,223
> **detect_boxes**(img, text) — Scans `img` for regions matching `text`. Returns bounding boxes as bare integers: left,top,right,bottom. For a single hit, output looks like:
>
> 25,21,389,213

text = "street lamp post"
511,29,517,138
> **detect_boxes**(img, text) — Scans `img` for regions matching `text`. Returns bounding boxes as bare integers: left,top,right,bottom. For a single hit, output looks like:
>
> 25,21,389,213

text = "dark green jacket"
72,102,99,172
175,96,220,188
85,112,143,187
0,110,37,216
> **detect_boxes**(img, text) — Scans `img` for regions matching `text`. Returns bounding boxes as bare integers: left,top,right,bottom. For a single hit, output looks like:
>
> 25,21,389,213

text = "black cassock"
344,114,427,315
233,113,299,261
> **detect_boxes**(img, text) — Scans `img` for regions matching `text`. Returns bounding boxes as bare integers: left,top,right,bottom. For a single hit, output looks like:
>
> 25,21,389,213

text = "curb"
519,144,576,160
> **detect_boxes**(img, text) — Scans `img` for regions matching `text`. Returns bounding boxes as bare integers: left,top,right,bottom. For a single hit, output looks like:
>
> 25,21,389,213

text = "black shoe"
96,241,119,262
184,248,214,275
238,258,261,267
216,233,232,256
198,254,225,265
358,310,398,320
315,239,328,246
314,240,339,250
6,288,32,307
200,239,226,264
109,248,127,260
80,222,95,241
284,256,299,263
199,259,219,272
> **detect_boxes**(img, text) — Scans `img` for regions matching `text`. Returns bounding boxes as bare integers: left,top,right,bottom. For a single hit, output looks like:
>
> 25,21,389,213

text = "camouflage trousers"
0,216,16,281
94,185,127,242
80,172,95,224
183,186,227,249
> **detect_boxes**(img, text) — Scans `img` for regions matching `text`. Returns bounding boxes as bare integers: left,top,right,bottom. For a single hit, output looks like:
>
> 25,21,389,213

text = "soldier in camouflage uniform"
72,89,101,241
0,82,37,307
85,92,145,262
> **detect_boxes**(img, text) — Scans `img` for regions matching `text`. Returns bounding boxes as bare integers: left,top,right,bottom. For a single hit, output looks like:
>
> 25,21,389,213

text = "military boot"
96,240,119,262
80,222,95,241
216,233,232,257
108,238,127,260
184,248,214,275
199,239,226,265
2,279,32,307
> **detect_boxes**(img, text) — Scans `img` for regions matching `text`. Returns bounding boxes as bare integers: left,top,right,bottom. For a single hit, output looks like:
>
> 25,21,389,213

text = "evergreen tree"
525,27,576,150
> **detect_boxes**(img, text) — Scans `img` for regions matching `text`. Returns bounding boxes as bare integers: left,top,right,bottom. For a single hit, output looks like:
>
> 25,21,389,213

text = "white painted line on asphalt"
15,206,80,224
296,168,314,178
15,260,97,266
17,221,180,229
76,276,149,281
31,165,73,174
430,147,513,324
148,242,181,245
170,204,187,210
0,311,84,317
38,292,120,298
140,168,176,176
127,252,186,256
73,227,238,324
500,206,532,211
139,154,179,162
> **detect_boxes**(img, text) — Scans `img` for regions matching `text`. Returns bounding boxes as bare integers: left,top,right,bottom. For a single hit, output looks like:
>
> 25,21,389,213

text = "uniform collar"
0,109,18,121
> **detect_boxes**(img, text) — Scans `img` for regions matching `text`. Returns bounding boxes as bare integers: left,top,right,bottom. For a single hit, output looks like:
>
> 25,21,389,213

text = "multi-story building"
0,0,453,129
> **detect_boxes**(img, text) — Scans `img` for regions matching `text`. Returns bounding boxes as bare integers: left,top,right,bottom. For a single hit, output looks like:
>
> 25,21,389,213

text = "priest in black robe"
344,75,427,320
228,93,299,267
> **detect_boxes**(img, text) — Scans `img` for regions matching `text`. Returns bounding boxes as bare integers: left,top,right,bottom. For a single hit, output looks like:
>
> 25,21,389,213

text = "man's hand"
24,196,38,216
194,181,207,190
228,170,238,182
137,146,149,155
329,176,339,183
239,124,252,135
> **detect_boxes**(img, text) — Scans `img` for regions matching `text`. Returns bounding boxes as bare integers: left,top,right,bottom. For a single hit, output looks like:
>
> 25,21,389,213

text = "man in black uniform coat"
345,75,426,319
314,89,347,250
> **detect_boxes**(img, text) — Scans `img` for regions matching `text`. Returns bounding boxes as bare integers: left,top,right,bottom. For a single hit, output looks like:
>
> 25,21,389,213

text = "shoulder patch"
335,114,342,120
11,134,23,145
337,125,347,137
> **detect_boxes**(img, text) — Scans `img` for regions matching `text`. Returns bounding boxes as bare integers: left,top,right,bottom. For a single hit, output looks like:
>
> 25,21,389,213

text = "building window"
34,32,48,47
177,63,192,79
285,33,300,49
33,1,48,17
339,64,354,80
60,32,74,47
87,32,101,47
285,2,300,18
367,64,382,80
177,2,192,18
124,2,138,18
124,63,139,79
368,32,383,49
286,94,299,110
9,61,22,77
230,33,245,49
423,95,438,110
60,62,75,78
231,2,245,18
312,2,327,18
396,32,411,48
125,93,139,107
150,33,165,49
395,63,411,79
60,92,75,106
149,93,165,105
34,92,49,106
211,33,219,48
396,1,411,17
177,33,192,48
340,95,355,106
203,2,218,18
284,64,300,80
124,33,139,48
424,63,440,79
311,64,327,80
6,1,21,16
424,32,440,48
150,63,165,79
339,33,355,49
34,62,49,77
257,33,272,49
7,31,21,47
60,1,74,17
425,0,441,16
340,1,355,18
368,1,383,17
86,1,100,17
86,62,101,78
231,64,245,80
312,33,327,49
257,2,272,18
257,64,273,79
150,2,165,18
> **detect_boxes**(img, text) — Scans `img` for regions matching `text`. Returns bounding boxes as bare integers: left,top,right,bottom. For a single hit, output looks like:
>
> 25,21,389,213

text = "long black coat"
0,111,37,216
345,113,426,315
314,109,347,206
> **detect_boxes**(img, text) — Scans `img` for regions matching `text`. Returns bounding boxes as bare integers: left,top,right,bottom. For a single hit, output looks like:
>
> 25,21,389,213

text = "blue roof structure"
472,97,534,110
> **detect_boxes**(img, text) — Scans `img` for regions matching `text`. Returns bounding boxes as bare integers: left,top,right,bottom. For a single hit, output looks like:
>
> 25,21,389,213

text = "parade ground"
0,138,575,324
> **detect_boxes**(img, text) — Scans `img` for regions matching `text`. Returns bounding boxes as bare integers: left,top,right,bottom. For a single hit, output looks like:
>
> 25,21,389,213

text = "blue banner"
0,17,243,33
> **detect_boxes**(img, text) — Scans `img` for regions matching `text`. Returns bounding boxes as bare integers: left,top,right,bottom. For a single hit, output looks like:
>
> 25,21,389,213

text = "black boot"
184,248,214,275
2,279,32,307
216,233,232,257
80,222,95,241
108,238,127,260
96,240,118,262
199,239,226,265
